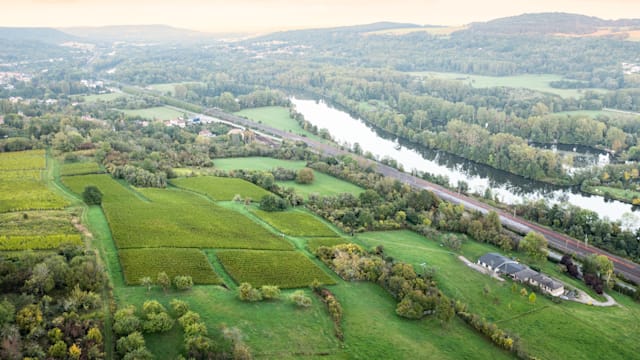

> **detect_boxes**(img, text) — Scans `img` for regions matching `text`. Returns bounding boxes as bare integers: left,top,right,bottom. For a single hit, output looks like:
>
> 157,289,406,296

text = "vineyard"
0,211,81,250
252,209,338,237
0,149,46,170
61,174,292,250
60,161,103,176
0,151,69,212
171,176,271,201
119,248,222,285
216,250,335,288
0,234,82,250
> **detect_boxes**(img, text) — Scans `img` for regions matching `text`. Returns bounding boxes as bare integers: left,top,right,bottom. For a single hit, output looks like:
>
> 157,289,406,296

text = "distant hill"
253,22,422,42
467,12,640,35
0,27,77,43
59,25,226,43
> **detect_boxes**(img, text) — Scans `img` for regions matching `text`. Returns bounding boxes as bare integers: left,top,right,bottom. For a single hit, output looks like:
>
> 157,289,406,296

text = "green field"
83,92,129,103
409,72,605,98
171,176,271,201
214,157,307,172
148,82,203,96
235,106,324,141
584,185,640,204
252,208,338,237
355,230,640,360
121,106,188,121
0,151,69,212
61,174,292,250
277,171,365,198
216,250,335,288
0,234,82,250
0,149,46,170
119,248,221,285
60,161,103,176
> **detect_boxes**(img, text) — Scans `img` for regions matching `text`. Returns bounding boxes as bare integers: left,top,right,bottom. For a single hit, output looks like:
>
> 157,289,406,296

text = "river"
291,98,638,226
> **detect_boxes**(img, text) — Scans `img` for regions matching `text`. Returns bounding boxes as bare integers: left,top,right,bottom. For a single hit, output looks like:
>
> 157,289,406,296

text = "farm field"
62,175,292,250
0,234,82,250
252,208,338,237
0,151,69,212
277,171,365,198
216,250,335,288
171,176,271,201
0,149,45,170
355,230,640,360
409,72,603,98
235,106,324,142
60,161,103,176
82,92,129,103
213,157,307,171
119,248,221,285
121,106,188,120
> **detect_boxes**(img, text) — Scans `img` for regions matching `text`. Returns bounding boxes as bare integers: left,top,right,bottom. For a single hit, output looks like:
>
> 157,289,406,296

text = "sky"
3,0,640,33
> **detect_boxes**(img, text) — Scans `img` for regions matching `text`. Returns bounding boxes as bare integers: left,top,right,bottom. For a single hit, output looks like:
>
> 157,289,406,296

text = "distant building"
477,253,564,297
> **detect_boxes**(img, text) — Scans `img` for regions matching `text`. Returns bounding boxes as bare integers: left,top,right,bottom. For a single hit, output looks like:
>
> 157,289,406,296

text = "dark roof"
478,253,510,268
499,262,526,275
513,268,538,280
532,273,564,290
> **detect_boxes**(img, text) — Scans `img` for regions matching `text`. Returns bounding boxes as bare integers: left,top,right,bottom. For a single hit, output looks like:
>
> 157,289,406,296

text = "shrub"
116,331,145,356
174,275,194,291
259,194,289,212
142,311,174,333
290,290,312,307
82,186,103,206
170,299,190,317
238,283,262,302
260,285,281,300
113,306,140,336
296,167,315,184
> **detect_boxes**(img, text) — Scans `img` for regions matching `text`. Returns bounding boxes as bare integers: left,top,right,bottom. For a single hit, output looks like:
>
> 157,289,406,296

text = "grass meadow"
235,106,324,142
121,106,188,120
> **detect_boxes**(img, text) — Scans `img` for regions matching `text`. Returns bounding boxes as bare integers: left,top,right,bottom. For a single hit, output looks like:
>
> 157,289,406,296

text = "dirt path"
71,217,93,239
458,255,505,282
569,289,617,307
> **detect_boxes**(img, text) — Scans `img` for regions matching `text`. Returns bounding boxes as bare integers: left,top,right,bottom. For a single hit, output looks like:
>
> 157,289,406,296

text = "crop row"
216,250,335,288
0,149,46,170
61,175,292,250
119,248,221,285
252,209,338,237
0,234,82,251
171,176,271,201
0,172,69,213
60,162,103,176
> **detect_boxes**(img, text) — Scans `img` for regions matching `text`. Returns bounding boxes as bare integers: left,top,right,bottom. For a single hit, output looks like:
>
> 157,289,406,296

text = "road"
204,108,640,285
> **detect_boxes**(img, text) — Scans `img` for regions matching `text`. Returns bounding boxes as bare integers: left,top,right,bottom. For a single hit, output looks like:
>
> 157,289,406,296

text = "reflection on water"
291,97,637,225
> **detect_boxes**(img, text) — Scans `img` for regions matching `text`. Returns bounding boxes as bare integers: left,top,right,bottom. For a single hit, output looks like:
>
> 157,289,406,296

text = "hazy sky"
4,0,640,32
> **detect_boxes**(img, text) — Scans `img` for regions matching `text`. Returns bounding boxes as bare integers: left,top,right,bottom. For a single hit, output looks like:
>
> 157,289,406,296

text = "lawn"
355,230,640,360
119,248,222,285
252,208,338,237
408,72,605,98
171,176,271,201
277,171,365,198
214,157,307,172
235,106,324,141
216,250,335,288
121,106,188,121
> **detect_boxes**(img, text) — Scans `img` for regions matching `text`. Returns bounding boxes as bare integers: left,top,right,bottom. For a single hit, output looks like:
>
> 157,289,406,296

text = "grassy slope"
409,72,605,98
355,230,640,360
235,106,324,142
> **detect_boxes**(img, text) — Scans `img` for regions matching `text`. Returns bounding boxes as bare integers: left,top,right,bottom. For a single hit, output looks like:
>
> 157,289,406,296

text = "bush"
238,283,263,302
290,290,312,307
113,306,141,336
116,331,145,356
296,167,315,184
260,285,281,300
259,194,289,212
82,186,103,206
174,275,194,291
170,299,190,317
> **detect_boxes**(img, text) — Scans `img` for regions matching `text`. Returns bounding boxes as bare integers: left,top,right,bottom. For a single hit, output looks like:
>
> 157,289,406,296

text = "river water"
291,98,638,226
